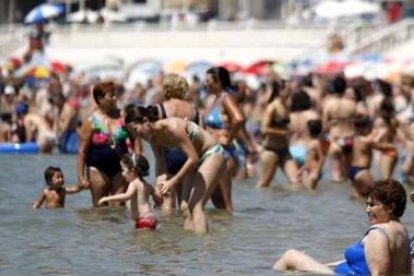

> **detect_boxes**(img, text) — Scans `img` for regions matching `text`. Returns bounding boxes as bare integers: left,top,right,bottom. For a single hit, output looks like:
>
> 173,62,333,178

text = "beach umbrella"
14,64,48,78
24,3,64,24
312,1,343,19
51,61,67,74
127,59,163,76
164,60,187,74
185,61,213,80
243,60,275,75
66,9,99,23
272,62,291,79
217,61,243,73
314,60,350,75
28,66,51,79
340,0,380,17
344,62,372,79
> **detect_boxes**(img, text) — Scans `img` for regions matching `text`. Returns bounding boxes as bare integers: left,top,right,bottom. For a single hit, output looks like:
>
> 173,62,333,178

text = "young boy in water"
98,153,163,230
33,166,84,209
298,119,325,190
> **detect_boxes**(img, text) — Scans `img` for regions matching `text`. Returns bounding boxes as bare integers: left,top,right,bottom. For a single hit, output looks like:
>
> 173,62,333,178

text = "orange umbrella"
164,60,187,74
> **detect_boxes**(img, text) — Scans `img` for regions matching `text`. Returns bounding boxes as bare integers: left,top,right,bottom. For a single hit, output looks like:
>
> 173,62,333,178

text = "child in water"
33,166,84,209
298,119,324,190
98,153,162,230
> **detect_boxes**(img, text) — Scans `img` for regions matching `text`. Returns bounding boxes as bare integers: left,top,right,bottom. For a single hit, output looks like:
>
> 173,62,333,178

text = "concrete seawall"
44,25,330,66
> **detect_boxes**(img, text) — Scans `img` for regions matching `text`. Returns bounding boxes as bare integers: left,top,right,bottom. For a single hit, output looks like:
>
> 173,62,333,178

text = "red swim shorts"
135,217,157,230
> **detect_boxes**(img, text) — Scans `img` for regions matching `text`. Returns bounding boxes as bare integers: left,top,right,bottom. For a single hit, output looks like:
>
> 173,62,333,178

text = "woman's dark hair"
375,79,392,98
121,153,150,177
368,179,406,218
299,73,313,88
206,66,232,91
352,82,366,103
92,81,115,104
268,80,283,103
125,105,159,124
44,166,62,186
328,75,347,95
307,119,322,138
290,90,311,112
380,97,395,121
354,115,372,129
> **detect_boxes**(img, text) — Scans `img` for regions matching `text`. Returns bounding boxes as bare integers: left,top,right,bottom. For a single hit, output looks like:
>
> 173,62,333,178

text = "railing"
344,19,414,56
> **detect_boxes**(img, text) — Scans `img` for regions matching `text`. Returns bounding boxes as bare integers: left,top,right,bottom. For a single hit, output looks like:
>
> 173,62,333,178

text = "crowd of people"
2,32,414,271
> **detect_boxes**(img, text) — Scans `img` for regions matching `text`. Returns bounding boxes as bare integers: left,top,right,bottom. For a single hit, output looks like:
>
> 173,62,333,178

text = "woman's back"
383,222,411,274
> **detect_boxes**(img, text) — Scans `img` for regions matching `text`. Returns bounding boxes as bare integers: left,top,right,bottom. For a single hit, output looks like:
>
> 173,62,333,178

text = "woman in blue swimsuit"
77,82,141,207
125,105,225,233
274,179,411,275
202,66,244,213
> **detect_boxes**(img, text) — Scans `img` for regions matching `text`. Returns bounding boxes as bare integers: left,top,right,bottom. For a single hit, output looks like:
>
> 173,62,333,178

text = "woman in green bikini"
125,105,225,233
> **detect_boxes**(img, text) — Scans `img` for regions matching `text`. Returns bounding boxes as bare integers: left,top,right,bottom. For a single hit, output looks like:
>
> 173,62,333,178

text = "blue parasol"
24,3,64,24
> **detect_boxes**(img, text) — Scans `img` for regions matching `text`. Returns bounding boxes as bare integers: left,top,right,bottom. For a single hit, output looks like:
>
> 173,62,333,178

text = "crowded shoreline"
1,13,414,274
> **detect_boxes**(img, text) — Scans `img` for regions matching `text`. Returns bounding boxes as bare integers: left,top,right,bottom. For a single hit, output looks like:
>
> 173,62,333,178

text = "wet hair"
125,105,159,124
368,179,406,218
307,119,322,138
206,66,232,91
375,79,392,97
354,115,372,129
380,97,395,121
92,81,115,104
300,73,313,87
290,90,311,112
401,74,414,88
163,73,189,99
328,75,347,95
121,153,150,177
268,80,283,103
351,82,366,103
44,166,62,186
124,103,136,115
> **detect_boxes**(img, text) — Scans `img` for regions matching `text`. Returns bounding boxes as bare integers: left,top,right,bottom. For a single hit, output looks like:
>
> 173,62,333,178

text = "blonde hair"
162,73,189,99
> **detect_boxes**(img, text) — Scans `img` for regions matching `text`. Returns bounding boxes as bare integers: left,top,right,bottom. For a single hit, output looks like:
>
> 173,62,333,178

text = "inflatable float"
0,142,39,154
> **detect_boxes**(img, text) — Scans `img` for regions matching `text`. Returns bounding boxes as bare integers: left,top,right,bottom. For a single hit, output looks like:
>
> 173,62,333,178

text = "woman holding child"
125,105,226,233
77,81,141,207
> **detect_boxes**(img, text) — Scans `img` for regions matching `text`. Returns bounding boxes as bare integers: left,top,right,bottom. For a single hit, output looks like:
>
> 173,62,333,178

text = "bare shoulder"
39,188,48,196
130,178,144,189
162,117,184,129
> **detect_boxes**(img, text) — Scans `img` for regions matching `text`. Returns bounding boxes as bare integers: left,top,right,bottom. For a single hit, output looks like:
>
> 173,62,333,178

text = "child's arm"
98,181,137,205
33,190,46,209
148,183,163,207
65,184,84,194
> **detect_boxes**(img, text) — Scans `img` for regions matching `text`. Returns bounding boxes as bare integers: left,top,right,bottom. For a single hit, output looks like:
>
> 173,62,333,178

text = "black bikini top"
271,117,290,127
